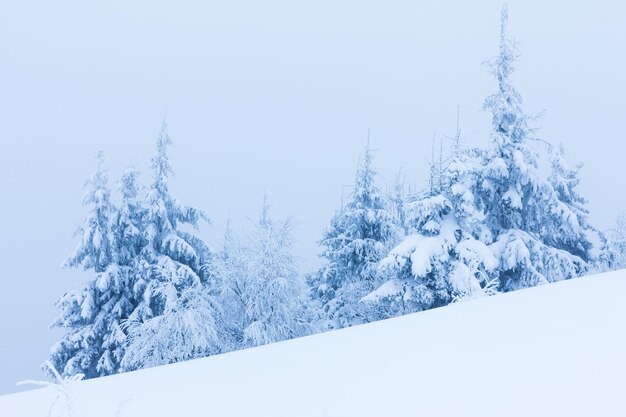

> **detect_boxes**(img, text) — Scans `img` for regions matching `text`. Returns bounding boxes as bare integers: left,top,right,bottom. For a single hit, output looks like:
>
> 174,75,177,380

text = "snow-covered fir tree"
121,121,222,371
219,196,313,348
365,121,498,318
476,5,595,290
63,152,115,274
310,141,399,329
547,144,599,260
90,166,147,374
601,211,626,271
50,152,138,378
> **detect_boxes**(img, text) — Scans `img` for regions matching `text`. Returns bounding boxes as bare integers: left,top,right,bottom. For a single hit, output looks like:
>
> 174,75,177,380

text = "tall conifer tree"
50,153,138,378
121,121,221,371
477,5,595,290
311,139,399,328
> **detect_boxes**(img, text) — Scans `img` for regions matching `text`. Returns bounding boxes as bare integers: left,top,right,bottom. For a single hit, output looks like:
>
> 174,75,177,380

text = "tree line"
47,6,625,380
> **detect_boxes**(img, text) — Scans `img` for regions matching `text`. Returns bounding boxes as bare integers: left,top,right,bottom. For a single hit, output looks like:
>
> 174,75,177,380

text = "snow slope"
2,270,625,417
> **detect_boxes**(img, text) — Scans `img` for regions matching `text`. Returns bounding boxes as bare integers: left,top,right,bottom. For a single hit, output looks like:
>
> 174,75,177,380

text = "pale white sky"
1,0,624,394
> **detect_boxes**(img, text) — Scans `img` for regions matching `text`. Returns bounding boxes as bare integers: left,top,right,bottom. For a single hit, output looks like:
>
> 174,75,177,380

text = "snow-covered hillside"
2,270,625,417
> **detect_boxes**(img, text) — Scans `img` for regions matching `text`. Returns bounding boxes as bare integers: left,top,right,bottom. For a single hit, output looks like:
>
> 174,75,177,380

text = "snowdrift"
2,270,625,417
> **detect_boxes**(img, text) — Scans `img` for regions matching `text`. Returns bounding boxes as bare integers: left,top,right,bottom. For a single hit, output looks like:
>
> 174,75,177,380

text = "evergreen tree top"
260,192,270,228
484,4,531,155
348,135,384,212
496,4,515,84
83,151,111,210
151,119,174,195
144,120,208,242
64,151,114,273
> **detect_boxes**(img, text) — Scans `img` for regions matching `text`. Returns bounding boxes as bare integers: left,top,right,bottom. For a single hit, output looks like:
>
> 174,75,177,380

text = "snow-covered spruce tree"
548,144,601,260
364,124,498,318
121,121,222,371
63,151,115,273
601,211,626,271
229,196,313,348
90,166,148,374
477,5,595,290
310,142,399,329
50,152,141,378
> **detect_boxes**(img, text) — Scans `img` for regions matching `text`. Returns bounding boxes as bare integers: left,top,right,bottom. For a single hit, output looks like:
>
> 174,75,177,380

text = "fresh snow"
380,215,457,278
360,279,403,303
2,270,625,417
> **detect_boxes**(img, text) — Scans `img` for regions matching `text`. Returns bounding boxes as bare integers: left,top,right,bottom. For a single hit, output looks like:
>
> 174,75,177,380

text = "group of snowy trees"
50,122,314,379
49,6,621,380
310,5,611,325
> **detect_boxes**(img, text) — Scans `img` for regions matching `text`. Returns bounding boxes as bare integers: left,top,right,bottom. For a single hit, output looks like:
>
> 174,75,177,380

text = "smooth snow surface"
2,270,625,417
